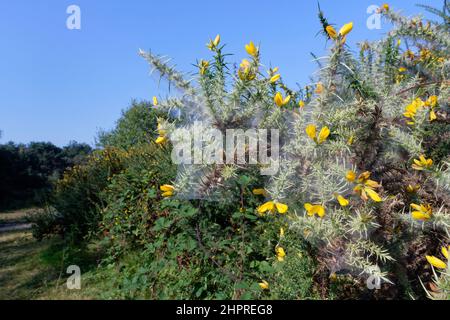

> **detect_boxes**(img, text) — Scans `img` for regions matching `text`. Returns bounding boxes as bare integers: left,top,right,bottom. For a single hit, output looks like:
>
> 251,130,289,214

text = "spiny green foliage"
139,3,449,298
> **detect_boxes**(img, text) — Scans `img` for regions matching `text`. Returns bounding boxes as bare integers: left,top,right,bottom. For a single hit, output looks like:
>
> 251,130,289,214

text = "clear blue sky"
0,0,442,146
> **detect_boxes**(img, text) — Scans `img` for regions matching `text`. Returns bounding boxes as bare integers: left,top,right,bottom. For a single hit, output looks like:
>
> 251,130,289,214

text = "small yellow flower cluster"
258,280,269,290
426,246,449,270
404,47,445,66
298,100,305,109
315,82,324,94
274,92,291,107
403,96,438,124
406,184,420,193
245,41,258,58
238,59,256,81
206,34,221,51
199,60,209,75
347,170,382,202
160,184,175,198
238,41,260,81
410,203,432,221
304,203,326,218
268,67,281,84
305,124,330,145
275,246,286,262
155,120,168,145
396,67,407,83
257,201,288,215
411,155,433,171
326,22,353,44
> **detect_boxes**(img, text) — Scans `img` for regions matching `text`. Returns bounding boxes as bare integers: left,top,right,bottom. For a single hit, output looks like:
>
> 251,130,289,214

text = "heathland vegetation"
1,2,449,300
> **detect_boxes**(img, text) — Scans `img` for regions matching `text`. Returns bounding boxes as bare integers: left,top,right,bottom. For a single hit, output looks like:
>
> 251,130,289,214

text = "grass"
0,229,57,299
0,208,107,300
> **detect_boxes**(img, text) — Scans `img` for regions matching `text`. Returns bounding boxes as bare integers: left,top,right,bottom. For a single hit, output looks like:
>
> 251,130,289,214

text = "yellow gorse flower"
155,136,167,145
425,95,438,121
326,25,337,39
238,59,256,81
425,95,438,108
350,171,382,202
404,97,438,124
347,135,354,146
315,82,324,94
410,203,432,221
327,22,353,40
270,73,281,83
153,96,158,106
426,255,447,269
199,60,209,75
412,155,433,171
305,124,330,144
425,247,449,270
406,184,420,193
304,203,326,218
403,98,424,125
207,34,221,50
429,109,437,121
245,41,258,57
339,22,353,37
346,170,356,182
160,184,175,197
155,120,168,145
274,92,291,107
275,246,286,262
298,100,305,108
252,188,267,196
382,4,389,11
442,246,449,260
157,122,166,136
334,194,350,207
257,201,288,215
280,227,285,237
258,280,269,290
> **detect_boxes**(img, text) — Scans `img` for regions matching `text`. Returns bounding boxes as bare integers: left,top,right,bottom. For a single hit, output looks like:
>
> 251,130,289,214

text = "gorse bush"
43,2,450,300
50,147,127,240
138,3,449,298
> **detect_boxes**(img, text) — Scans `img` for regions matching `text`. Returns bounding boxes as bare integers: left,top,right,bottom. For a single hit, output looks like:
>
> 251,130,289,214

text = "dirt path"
0,223,32,233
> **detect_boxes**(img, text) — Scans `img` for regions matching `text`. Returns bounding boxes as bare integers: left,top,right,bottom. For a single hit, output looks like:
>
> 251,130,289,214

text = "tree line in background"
0,100,156,212
0,140,92,211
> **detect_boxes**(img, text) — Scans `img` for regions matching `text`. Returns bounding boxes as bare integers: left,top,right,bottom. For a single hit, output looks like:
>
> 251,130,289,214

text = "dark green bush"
97,100,162,149
50,148,126,240
100,142,176,251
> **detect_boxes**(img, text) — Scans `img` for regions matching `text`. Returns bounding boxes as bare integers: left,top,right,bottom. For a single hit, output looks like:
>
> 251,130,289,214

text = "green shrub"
100,142,176,252
50,148,127,240
97,100,162,149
